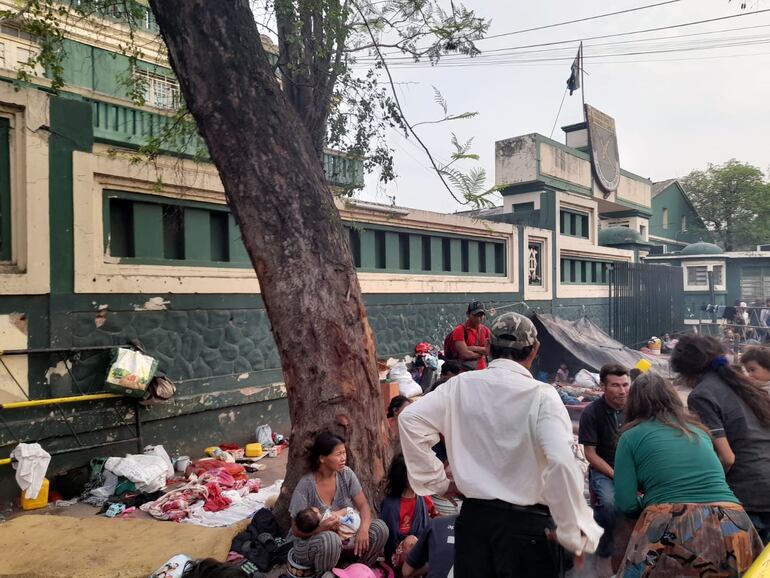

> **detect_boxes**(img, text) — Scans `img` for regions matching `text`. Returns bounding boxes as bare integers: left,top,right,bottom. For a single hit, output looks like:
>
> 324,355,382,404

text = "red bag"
186,459,246,481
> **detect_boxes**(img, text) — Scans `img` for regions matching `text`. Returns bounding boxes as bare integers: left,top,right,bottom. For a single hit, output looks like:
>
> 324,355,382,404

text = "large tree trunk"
149,0,390,528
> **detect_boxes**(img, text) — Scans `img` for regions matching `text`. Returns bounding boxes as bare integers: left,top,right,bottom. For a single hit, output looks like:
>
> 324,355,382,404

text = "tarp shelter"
532,313,672,378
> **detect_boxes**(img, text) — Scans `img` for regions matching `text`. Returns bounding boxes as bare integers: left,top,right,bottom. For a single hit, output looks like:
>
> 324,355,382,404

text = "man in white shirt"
399,312,602,578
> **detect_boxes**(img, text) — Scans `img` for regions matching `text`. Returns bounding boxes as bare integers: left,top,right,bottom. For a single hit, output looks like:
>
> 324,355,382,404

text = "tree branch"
350,0,470,206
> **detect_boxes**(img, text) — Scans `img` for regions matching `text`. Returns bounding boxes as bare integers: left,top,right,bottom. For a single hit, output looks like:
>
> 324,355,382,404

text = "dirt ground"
0,448,608,577
0,452,288,578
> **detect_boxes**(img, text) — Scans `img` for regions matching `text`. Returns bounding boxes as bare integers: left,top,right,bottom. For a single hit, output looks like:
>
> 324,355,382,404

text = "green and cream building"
0,4,672,498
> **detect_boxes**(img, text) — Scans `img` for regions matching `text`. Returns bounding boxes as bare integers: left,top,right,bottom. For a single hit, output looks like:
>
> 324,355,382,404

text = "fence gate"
609,262,685,348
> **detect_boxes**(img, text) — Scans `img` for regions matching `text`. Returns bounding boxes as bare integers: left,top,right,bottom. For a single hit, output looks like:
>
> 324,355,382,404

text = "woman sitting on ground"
380,453,438,567
672,335,770,544
288,431,388,575
613,372,762,577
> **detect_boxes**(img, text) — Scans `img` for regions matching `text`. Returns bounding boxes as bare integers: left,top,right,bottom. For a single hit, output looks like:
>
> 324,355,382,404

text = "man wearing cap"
399,312,602,577
447,301,490,371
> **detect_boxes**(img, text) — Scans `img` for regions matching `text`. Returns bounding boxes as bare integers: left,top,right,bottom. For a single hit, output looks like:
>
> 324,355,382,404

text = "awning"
531,313,672,377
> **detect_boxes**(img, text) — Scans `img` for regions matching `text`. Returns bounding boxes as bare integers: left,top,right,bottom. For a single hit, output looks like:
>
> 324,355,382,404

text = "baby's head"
295,507,321,535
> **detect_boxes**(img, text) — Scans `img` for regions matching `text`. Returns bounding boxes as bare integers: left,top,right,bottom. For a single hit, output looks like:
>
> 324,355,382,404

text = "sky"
349,0,770,212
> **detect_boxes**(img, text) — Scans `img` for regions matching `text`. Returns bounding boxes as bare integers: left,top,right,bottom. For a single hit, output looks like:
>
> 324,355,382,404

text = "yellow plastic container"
635,359,652,374
21,478,49,510
204,446,219,457
245,443,263,458
744,541,770,577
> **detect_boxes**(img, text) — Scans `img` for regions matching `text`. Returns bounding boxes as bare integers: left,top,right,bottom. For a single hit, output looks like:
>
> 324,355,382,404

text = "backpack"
442,324,468,361
443,324,487,371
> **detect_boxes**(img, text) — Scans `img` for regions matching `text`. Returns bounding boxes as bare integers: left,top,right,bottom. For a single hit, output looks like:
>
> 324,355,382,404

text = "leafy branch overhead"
5,0,495,207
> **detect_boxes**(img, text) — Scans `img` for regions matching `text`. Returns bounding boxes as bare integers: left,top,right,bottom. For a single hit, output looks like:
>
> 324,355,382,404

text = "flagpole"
580,41,585,116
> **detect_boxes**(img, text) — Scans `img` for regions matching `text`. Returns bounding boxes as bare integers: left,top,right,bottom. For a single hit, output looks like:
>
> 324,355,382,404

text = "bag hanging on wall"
140,372,177,406
105,347,158,398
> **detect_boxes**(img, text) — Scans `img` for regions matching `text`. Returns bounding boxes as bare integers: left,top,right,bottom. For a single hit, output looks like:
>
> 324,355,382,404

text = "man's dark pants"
454,498,567,578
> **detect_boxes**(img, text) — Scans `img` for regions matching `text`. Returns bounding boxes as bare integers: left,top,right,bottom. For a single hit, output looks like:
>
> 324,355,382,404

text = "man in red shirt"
448,301,491,371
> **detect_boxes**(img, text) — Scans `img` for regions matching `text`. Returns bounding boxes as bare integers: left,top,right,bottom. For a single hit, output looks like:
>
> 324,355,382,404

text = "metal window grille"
740,267,770,302
135,69,180,110
687,266,709,286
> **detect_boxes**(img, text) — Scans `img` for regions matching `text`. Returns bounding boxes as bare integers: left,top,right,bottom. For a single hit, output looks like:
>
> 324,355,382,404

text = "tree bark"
149,0,390,529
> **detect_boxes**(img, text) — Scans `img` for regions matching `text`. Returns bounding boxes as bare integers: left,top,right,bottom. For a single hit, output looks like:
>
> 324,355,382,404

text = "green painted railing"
89,99,364,188
345,222,507,277
561,258,612,285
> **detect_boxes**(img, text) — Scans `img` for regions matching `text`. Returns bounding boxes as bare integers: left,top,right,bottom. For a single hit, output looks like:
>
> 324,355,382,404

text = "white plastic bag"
256,424,273,447
389,361,422,398
105,454,168,493
144,444,174,478
574,369,600,389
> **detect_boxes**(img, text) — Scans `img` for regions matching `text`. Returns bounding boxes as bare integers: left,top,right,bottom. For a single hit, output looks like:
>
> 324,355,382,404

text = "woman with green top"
614,372,762,577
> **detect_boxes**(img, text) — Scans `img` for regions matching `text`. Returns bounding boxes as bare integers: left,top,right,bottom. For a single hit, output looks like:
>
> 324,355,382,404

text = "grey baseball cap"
489,312,538,350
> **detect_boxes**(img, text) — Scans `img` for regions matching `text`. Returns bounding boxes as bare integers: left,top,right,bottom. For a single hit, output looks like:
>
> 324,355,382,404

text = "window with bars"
0,42,5,68
684,263,725,290
105,191,250,267
134,69,180,110
560,258,611,285
560,209,590,239
344,223,507,277
687,266,708,286
740,267,770,302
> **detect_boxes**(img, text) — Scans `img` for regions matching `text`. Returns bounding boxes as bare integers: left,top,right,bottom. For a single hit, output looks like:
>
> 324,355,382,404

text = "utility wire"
481,0,684,41
375,37,770,68
354,9,770,63
473,24,770,57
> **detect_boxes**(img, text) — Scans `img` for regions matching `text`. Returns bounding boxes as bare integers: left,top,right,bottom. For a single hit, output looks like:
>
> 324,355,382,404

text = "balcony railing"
89,99,364,189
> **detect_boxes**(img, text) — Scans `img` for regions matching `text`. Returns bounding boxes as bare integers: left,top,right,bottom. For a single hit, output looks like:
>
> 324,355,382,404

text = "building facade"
0,5,646,498
649,179,712,253
645,242,770,327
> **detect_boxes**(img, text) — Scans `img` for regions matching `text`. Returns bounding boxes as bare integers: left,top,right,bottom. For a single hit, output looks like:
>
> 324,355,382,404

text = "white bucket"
174,456,190,473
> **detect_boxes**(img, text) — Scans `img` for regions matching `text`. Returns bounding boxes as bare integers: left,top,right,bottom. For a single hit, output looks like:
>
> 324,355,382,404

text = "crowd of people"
276,301,770,578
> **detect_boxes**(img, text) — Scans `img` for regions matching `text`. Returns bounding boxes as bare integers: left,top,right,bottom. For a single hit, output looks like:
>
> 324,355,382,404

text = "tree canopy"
682,159,770,251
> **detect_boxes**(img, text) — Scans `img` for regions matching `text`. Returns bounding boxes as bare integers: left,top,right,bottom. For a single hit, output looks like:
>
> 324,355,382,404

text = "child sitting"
379,454,437,567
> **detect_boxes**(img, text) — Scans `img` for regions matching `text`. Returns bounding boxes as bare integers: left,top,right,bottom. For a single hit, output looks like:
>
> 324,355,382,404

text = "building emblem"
585,105,621,198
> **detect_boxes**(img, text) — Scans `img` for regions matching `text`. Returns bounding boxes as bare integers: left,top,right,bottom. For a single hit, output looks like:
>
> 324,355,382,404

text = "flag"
567,42,582,96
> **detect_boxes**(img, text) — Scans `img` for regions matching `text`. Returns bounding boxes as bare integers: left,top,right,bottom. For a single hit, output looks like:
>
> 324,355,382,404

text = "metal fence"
609,262,685,348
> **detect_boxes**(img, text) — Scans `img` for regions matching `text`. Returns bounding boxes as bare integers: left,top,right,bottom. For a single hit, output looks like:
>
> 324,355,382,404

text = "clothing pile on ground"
29,439,285,528
140,463,260,521
79,445,176,509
